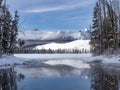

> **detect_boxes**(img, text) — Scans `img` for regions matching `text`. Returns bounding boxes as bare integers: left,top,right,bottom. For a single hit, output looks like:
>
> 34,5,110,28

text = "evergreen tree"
0,0,3,55
10,10,19,51
0,0,19,54
90,2,101,55
2,5,12,53
107,2,118,50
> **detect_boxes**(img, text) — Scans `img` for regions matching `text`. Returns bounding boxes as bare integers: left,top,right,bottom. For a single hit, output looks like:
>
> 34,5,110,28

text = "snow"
35,40,90,51
0,53,120,66
0,55,27,66
14,54,91,59
14,54,91,69
18,29,91,40
97,55,120,64
80,54,120,64
0,54,92,67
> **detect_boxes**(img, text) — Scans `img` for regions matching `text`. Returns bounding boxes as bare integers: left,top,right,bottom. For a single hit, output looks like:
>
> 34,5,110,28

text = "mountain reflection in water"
0,64,120,90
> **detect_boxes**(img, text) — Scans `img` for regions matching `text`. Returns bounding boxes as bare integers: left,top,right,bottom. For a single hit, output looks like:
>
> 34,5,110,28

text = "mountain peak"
18,30,91,40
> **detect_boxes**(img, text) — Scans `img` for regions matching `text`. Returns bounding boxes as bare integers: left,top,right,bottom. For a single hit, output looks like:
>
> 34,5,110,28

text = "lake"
0,60,119,90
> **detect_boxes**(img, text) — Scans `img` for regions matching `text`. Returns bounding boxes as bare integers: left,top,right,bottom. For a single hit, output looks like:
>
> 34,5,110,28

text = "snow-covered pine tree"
110,0,120,47
0,0,19,54
10,10,19,52
106,1,118,51
2,4,12,53
90,2,101,55
100,0,108,51
0,0,3,55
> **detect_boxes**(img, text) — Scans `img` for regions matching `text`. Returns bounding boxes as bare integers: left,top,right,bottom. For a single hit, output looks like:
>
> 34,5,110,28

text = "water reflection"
0,64,91,90
0,67,17,90
0,67,25,90
1,64,120,90
91,65,119,90
17,73,25,82
16,64,91,90
14,64,91,78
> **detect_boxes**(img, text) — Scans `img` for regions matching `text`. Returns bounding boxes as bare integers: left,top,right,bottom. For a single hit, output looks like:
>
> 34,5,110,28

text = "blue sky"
7,0,96,31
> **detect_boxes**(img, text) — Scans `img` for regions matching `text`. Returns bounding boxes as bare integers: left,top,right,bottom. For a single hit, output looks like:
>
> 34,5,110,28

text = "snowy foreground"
0,54,120,67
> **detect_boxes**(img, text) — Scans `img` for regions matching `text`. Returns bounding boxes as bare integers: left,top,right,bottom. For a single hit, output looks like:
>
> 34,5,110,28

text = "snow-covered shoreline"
0,53,119,66
14,53,91,59
14,54,120,64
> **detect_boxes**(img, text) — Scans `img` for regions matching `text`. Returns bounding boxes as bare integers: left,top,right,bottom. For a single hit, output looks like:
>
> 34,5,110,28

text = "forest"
90,0,120,55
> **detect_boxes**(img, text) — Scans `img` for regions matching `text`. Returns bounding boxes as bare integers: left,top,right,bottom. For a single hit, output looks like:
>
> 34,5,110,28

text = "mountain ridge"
18,28,91,41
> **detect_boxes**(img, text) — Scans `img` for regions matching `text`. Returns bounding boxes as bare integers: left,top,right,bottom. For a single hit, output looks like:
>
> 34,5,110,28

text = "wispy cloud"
7,0,96,30
24,0,96,13
60,16,92,21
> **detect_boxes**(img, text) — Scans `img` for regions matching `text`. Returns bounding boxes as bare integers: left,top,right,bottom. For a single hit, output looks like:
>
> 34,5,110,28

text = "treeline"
12,48,90,54
90,0,120,55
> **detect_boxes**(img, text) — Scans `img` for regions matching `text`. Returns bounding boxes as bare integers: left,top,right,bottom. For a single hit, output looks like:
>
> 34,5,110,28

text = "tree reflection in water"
0,67,17,90
17,73,25,82
0,67,24,90
1,64,120,90
91,65,119,90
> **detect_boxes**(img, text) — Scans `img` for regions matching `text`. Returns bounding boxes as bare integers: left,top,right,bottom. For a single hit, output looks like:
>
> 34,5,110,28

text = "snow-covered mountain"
35,40,90,51
18,29,91,41
79,29,91,39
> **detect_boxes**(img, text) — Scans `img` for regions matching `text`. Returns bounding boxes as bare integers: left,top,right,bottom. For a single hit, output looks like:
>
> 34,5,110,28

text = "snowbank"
0,53,120,66
0,54,91,66
81,55,120,64
35,40,90,51
0,55,27,66
15,54,120,64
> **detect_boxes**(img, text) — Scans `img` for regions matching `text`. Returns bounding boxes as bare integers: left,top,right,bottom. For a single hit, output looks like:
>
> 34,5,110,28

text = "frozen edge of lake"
0,53,119,66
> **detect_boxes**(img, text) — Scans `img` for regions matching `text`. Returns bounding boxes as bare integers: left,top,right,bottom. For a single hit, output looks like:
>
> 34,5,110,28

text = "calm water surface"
0,60,120,90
